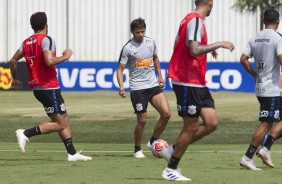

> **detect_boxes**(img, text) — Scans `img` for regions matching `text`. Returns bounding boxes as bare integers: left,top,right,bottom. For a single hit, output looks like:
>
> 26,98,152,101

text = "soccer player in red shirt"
10,12,92,161
162,0,234,181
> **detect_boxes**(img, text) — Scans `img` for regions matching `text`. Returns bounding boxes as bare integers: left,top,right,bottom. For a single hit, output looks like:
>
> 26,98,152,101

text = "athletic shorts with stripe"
257,96,282,122
130,86,163,114
172,84,215,117
33,89,67,116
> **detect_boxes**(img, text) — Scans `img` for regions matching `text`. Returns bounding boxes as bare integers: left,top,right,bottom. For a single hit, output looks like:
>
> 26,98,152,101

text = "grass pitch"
0,91,281,184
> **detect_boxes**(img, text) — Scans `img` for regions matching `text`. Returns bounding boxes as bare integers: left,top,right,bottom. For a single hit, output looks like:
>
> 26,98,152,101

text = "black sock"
150,136,158,145
245,144,257,159
134,146,141,153
167,155,180,169
23,126,41,138
263,135,275,150
63,138,76,155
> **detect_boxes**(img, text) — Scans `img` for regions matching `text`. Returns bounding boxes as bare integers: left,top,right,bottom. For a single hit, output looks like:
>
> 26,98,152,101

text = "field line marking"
1,150,282,154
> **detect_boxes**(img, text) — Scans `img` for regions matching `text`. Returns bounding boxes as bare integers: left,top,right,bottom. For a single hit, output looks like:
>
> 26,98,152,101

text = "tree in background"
233,0,282,30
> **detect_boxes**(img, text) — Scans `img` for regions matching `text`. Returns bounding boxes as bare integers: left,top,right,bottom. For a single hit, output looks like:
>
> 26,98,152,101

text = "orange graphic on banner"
136,58,153,68
0,67,12,90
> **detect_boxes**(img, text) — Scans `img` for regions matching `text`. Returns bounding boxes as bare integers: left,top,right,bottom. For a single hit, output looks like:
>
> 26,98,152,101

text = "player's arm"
116,63,126,98
240,54,256,79
277,39,282,65
187,17,234,57
43,48,72,66
9,49,23,89
42,37,72,66
153,54,165,88
189,40,234,57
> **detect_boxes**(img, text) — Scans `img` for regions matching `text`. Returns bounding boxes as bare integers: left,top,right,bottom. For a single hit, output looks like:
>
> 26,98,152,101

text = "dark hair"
195,0,209,6
130,18,146,32
30,12,47,31
263,8,279,25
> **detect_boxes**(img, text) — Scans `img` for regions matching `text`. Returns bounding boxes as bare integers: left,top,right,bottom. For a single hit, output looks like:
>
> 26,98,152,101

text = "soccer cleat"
256,147,274,168
162,167,191,181
68,150,92,161
162,145,174,163
146,141,153,151
239,155,261,170
133,150,145,158
16,129,29,153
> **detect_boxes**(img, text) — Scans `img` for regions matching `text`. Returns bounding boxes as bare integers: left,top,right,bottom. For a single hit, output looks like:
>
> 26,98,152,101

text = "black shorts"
33,89,67,116
130,86,163,114
172,84,215,117
257,96,281,122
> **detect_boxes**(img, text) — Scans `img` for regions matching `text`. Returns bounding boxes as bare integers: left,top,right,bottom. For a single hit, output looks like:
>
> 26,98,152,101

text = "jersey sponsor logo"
26,39,37,45
136,103,143,111
44,107,54,114
187,105,197,115
260,110,269,118
255,39,270,43
136,58,153,68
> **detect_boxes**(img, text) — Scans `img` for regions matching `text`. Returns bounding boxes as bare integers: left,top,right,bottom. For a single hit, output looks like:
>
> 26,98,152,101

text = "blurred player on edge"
10,12,92,161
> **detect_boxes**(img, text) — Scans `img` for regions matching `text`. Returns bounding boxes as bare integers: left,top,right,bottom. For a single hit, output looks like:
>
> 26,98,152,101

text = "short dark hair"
195,0,209,6
130,18,146,32
30,12,47,32
263,8,279,25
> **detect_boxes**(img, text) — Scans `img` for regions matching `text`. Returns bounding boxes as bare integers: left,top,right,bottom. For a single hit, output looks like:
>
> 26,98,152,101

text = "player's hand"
119,88,126,98
211,50,218,59
10,79,22,90
158,77,165,88
220,41,234,52
63,48,73,60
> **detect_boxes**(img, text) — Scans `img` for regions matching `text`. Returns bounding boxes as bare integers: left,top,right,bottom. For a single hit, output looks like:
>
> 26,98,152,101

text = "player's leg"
149,91,171,144
162,116,197,181
241,96,278,169
55,112,92,161
190,107,218,144
130,89,150,158
133,112,147,158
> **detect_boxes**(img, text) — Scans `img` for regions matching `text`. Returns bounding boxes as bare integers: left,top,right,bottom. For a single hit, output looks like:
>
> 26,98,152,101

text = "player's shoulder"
144,36,155,44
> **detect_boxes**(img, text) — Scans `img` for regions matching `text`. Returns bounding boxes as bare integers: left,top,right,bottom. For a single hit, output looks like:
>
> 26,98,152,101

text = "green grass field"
0,91,281,184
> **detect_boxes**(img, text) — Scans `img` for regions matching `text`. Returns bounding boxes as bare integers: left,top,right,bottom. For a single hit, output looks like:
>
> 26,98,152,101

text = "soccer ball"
152,139,169,158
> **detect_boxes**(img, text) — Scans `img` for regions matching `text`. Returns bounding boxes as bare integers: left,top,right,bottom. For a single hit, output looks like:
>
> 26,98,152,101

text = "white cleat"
133,150,145,158
162,145,174,163
239,155,261,170
146,141,153,151
162,167,191,181
16,129,29,153
256,147,274,168
68,150,92,161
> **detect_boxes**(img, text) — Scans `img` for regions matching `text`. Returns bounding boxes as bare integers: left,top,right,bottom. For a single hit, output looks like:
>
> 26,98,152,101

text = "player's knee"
207,121,218,132
161,111,171,120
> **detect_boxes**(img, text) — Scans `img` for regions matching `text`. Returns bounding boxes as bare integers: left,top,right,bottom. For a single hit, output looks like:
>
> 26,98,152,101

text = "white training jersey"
243,29,282,97
118,36,159,91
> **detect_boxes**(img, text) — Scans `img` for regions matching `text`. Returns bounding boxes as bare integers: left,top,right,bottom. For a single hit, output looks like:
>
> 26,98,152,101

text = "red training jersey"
167,12,208,85
22,34,59,88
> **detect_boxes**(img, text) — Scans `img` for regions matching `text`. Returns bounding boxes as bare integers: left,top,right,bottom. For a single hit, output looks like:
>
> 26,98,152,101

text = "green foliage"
233,0,282,30
233,0,282,13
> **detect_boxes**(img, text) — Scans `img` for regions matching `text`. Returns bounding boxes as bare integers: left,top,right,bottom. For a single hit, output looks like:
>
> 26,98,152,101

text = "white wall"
1,0,279,62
